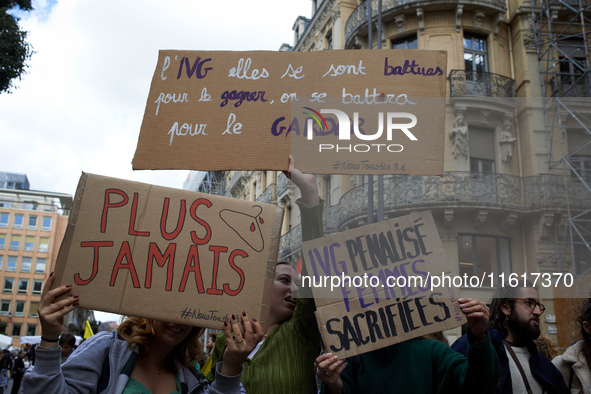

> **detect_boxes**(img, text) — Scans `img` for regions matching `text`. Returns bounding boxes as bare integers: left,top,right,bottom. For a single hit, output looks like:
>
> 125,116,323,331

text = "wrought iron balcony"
278,224,302,261
256,183,276,204
276,173,591,255
551,73,591,98
345,0,507,47
276,172,290,197
224,171,245,197
450,70,516,100
334,173,591,231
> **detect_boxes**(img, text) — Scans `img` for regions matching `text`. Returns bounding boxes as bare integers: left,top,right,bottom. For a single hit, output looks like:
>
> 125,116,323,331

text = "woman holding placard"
207,155,324,393
315,298,500,393
23,272,263,394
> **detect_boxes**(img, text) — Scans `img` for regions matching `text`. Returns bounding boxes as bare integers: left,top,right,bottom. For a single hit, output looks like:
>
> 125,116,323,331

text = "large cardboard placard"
302,211,465,358
53,173,283,330
133,49,447,175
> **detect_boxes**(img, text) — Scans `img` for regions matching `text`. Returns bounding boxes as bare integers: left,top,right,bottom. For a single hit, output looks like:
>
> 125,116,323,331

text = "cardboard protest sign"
301,211,465,359
53,173,283,330
133,49,447,175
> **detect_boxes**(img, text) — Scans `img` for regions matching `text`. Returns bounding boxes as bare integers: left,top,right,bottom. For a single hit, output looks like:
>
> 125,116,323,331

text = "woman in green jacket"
207,156,324,393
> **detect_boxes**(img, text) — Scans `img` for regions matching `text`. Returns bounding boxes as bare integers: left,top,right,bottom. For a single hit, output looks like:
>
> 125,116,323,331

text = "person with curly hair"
23,272,263,394
553,298,591,393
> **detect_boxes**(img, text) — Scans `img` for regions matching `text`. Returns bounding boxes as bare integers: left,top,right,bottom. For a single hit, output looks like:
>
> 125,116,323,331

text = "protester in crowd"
26,344,34,366
535,334,559,360
0,349,12,389
97,321,119,333
10,351,25,394
23,273,263,393
207,155,323,392
206,333,217,354
201,332,218,376
553,298,591,393
316,298,499,393
452,282,567,393
58,333,76,364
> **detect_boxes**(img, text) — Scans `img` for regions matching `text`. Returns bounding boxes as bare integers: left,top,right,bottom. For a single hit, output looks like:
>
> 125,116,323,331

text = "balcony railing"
345,0,507,47
276,173,591,257
450,70,516,100
552,73,591,98
224,171,244,197
334,173,591,230
278,224,302,260
276,172,290,197
256,183,276,204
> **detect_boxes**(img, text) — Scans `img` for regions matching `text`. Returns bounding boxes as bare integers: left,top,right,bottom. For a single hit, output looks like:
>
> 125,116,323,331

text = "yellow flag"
83,320,93,339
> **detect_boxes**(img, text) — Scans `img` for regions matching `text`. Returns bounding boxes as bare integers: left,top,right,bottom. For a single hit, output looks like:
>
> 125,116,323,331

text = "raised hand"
284,155,319,207
220,311,264,376
38,272,79,343
459,298,489,341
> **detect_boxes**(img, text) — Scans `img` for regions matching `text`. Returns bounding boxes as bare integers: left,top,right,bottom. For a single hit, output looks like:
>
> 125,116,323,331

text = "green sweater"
335,331,499,394
207,199,324,393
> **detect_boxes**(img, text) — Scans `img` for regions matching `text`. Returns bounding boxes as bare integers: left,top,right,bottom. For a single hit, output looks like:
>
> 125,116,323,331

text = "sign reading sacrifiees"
301,211,466,359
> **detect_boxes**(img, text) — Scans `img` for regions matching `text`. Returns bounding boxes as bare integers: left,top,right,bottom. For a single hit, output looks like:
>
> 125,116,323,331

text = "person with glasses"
452,281,567,394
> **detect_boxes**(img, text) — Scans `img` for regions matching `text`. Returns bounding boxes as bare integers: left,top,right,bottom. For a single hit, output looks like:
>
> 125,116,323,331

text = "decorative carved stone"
539,212,555,240
537,252,565,271
417,8,425,35
440,232,457,242
522,18,535,47
473,10,485,30
450,110,469,159
500,115,516,162
455,5,463,32
444,209,454,228
331,9,341,24
473,210,488,229
493,12,504,38
395,14,406,34
500,213,518,231
481,109,491,123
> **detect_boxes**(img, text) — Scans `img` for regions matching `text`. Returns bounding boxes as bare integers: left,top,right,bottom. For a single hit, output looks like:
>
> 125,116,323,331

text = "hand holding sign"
38,273,79,344
314,352,347,394
285,155,319,207
459,298,490,342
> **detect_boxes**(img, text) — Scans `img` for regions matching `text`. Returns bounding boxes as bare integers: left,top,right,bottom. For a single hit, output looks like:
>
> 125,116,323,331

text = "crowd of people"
11,157,591,393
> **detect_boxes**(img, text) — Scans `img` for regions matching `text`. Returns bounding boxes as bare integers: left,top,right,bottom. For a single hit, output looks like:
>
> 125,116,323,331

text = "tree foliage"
0,0,34,93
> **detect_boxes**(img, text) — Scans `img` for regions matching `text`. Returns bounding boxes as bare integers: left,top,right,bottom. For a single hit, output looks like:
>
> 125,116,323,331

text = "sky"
1,0,310,197
1,0,310,324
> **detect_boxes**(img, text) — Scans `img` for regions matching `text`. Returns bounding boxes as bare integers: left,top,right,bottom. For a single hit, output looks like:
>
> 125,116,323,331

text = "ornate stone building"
186,0,591,346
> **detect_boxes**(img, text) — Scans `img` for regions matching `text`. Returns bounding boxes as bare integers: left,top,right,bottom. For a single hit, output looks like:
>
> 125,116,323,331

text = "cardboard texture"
134,49,447,175
53,173,283,330
302,211,466,359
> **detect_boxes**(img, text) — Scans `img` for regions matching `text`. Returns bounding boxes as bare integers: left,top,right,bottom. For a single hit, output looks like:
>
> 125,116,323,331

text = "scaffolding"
198,171,225,196
531,0,591,275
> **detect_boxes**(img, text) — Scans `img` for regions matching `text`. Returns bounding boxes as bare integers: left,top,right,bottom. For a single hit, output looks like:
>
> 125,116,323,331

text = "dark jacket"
452,328,568,394
0,353,12,370
12,356,25,378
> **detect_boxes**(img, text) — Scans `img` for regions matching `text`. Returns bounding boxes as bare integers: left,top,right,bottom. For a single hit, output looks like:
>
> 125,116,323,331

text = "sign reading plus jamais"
134,49,447,175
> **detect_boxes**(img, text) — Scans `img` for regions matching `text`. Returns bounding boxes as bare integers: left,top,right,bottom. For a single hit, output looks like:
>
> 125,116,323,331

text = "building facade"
0,175,93,347
186,0,591,348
